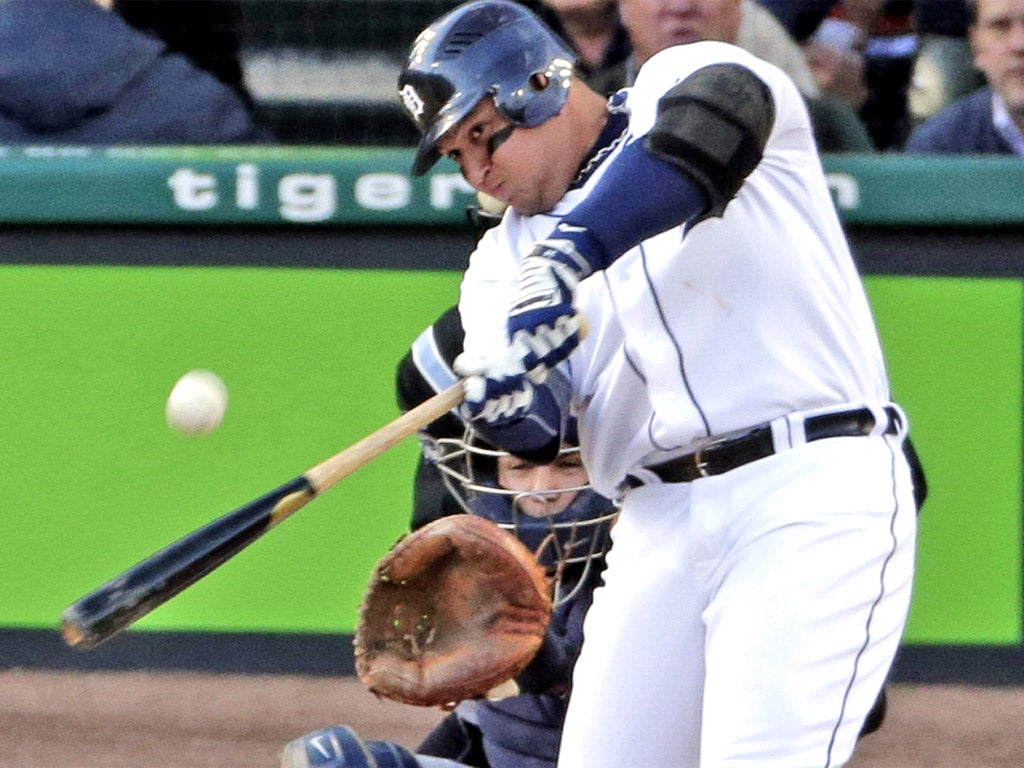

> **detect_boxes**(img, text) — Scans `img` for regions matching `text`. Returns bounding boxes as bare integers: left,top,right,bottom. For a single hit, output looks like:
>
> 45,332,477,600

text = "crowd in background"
0,0,1019,153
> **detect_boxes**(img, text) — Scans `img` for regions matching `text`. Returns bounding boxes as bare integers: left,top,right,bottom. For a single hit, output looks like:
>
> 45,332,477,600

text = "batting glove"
507,240,589,375
454,346,564,455
454,346,534,426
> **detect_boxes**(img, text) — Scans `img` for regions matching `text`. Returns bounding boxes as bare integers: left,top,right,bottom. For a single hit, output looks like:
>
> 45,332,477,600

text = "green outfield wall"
1,149,1022,681
0,146,1021,226
2,265,461,634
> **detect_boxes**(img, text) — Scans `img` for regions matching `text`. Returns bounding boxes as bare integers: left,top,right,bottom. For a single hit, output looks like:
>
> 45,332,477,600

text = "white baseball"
166,370,228,436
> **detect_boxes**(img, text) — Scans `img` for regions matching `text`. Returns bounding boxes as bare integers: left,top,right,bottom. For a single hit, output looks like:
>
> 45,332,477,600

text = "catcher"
280,309,619,768
281,432,618,768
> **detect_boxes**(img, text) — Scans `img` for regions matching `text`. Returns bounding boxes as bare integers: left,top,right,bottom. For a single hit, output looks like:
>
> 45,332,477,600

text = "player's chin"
509,191,559,217
523,498,571,518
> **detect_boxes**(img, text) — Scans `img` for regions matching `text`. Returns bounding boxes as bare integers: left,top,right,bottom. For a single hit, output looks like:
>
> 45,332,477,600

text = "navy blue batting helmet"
398,0,576,176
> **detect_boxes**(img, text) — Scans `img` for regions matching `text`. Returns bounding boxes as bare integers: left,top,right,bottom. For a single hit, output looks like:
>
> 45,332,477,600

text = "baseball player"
398,305,619,767
395,1,919,766
414,428,618,768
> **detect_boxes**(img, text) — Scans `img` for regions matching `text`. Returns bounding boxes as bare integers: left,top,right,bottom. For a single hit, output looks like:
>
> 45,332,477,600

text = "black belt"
625,406,901,488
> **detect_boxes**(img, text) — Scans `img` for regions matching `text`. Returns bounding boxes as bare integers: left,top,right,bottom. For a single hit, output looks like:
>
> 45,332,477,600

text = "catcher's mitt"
354,514,553,707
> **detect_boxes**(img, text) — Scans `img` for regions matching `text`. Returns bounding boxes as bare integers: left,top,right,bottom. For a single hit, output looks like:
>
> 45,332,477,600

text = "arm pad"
645,63,775,218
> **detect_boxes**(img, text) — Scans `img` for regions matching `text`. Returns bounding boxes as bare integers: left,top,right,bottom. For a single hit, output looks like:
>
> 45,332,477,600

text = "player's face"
497,449,588,517
619,0,742,64
436,96,582,215
971,0,1024,117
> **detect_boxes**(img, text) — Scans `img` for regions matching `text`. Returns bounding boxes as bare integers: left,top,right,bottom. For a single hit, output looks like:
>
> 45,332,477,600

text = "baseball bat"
61,381,466,650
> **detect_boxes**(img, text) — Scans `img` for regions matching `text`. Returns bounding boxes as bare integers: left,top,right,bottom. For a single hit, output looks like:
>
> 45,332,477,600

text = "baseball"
165,370,228,436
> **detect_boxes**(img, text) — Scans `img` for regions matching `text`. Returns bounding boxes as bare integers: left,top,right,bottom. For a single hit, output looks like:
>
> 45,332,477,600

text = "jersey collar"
569,108,630,190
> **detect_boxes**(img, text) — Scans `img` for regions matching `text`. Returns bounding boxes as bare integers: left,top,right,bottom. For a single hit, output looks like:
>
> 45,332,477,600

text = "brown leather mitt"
354,514,553,707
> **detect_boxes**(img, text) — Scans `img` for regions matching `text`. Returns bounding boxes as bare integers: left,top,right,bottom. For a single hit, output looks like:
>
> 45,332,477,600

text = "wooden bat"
61,381,466,650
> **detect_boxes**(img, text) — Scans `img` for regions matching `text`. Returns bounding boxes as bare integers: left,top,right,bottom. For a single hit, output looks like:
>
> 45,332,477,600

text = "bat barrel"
62,476,315,649
61,381,466,651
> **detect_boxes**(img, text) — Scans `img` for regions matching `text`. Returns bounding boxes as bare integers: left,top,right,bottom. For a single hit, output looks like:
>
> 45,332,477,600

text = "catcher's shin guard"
281,725,420,768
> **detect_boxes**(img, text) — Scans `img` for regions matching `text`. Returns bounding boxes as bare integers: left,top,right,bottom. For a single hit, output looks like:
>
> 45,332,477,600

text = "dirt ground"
3,670,1024,767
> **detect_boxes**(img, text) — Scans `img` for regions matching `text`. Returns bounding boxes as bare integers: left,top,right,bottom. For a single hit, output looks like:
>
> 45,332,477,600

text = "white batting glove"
454,342,567,455
507,243,586,375
454,346,534,425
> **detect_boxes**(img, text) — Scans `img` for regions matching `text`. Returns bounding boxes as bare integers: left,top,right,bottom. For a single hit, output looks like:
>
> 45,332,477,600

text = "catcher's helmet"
425,427,618,605
398,0,576,176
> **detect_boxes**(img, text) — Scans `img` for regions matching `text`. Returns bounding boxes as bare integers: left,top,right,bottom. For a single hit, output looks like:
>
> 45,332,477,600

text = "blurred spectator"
525,0,634,93
739,0,824,95
620,0,818,88
756,0,839,39
114,0,254,107
0,0,269,144
908,0,985,125
802,3,876,112
857,1,917,149
617,0,875,150
774,0,916,149
905,0,1024,153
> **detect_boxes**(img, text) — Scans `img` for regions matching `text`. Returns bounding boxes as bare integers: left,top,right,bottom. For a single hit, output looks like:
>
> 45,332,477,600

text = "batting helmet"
398,0,576,176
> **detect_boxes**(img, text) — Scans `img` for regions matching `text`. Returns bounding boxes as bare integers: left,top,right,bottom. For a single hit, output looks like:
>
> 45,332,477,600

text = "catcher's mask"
397,0,576,176
425,428,618,605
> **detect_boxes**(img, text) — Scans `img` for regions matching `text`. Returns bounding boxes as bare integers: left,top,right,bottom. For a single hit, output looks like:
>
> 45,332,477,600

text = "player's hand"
454,345,535,426
507,242,586,375
454,344,566,455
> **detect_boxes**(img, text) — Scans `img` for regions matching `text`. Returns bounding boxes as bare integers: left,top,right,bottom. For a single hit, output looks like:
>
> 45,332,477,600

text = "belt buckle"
692,434,731,478
693,445,711,478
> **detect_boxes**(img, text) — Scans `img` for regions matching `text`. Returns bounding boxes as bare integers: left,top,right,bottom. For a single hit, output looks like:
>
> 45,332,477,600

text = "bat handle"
304,381,465,493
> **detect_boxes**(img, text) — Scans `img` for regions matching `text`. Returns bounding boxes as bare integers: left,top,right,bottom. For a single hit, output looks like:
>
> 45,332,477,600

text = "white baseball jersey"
459,41,916,767
460,41,889,499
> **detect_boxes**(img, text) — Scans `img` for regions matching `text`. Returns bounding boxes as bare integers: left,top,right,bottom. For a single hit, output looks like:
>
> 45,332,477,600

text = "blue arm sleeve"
552,137,709,273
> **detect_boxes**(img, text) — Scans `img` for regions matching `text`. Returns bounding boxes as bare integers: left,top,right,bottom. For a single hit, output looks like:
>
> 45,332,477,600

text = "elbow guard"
645,63,775,218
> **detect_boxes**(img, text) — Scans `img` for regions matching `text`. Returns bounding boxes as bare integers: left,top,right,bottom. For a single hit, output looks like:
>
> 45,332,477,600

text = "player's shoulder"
636,41,797,97
485,208,569,253
638,41,755,79
627,40,805,134
644,40,750,67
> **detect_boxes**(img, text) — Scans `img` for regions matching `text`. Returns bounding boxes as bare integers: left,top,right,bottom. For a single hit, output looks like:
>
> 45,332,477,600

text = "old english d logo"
400,84,426,123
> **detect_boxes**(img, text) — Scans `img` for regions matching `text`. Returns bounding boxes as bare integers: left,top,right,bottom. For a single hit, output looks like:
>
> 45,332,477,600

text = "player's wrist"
507,249,584,376
530,232,605,280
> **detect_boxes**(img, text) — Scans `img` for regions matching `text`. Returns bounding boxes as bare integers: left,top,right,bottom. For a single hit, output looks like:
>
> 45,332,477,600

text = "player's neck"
571,105,627,191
